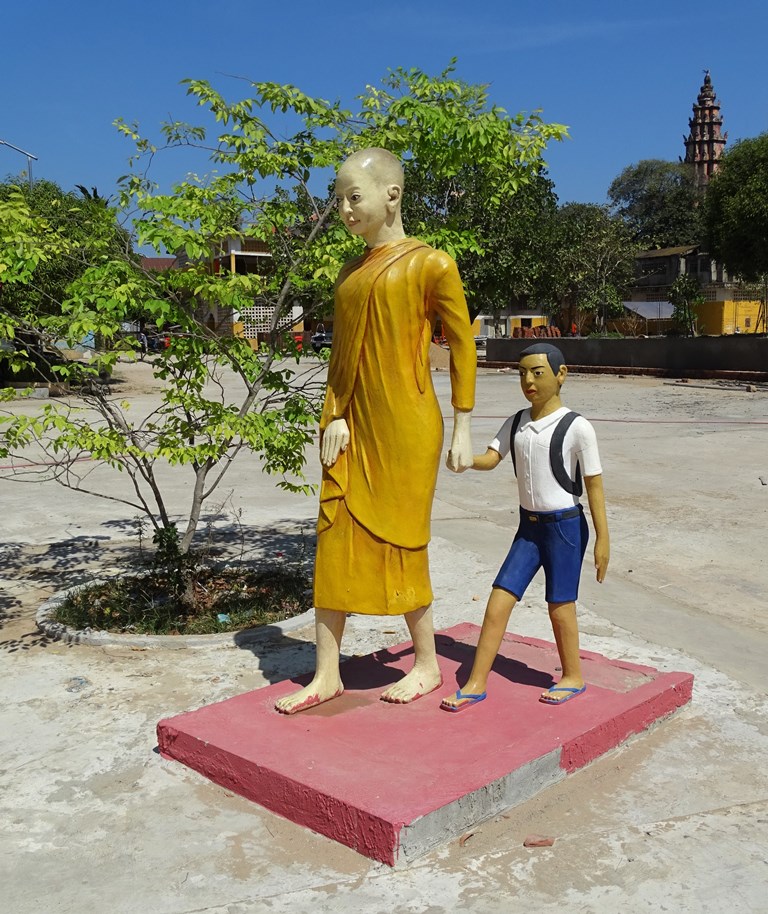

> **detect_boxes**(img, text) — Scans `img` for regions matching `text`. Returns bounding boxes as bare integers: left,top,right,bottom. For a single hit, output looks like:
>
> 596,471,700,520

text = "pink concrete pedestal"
157,624,693,865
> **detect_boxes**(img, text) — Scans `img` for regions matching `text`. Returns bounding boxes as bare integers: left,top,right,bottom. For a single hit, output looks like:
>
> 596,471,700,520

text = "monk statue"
276,147,477,714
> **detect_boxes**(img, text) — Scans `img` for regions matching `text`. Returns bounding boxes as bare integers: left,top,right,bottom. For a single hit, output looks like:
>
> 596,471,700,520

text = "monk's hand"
445,429,474,473
447,413,473,472
445,449,468,473
594,537,610,583
320,418,350,467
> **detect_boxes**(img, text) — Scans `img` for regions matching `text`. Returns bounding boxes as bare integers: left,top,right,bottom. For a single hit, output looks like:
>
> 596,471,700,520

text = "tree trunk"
180,462,211,554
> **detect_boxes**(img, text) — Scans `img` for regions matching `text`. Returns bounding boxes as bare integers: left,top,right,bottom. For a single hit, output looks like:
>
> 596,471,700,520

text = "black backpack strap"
508,409,525,476
549,411,583,496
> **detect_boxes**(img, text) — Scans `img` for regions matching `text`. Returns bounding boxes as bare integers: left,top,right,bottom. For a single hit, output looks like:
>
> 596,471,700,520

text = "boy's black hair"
519,343,566,376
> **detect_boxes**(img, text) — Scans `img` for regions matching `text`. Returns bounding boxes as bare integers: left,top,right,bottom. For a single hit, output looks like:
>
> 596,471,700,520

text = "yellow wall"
509,316,549,331
697,300,764,335
232,322,263,350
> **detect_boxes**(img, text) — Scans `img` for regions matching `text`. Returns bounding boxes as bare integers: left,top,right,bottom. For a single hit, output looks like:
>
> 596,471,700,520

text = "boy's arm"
446,446,502,473
584,473,610,582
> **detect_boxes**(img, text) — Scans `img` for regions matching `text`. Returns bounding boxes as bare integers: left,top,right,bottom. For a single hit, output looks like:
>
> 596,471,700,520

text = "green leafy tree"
450,172,559,321
608,159,701,249
668,274,705,337
1,63,567,560
704,133,768,281
542,204,638,334
0,178,132,322
400,166,559,322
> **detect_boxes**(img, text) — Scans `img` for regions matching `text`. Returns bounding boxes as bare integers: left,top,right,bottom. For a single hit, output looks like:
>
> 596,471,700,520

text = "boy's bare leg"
542,600,584,701
381,605,443,703
441,587,518,709
275,608,346,714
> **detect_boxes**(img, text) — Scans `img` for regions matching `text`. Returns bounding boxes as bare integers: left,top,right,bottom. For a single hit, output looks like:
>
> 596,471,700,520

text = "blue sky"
2,0,767,209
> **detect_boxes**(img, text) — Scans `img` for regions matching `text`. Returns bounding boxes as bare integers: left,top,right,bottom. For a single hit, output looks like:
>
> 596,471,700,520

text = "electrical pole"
0,139,38,187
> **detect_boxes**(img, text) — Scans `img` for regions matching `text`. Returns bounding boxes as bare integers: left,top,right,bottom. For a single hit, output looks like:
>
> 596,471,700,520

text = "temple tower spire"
684,70,727,190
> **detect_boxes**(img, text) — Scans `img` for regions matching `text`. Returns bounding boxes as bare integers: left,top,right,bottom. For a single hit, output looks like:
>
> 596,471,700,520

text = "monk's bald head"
337,147,404,191
335,147,406,246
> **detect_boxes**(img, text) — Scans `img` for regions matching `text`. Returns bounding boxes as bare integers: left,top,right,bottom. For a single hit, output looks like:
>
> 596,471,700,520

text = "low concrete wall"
485,336,768,377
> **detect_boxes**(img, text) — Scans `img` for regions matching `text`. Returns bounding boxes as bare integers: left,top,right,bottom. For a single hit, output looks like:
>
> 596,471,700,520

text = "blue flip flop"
440,689,487,712
540,684,587,705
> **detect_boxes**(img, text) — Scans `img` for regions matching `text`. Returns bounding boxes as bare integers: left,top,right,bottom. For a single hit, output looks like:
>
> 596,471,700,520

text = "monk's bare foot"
540,677,586,705
275,678,343,715
380,664,442,704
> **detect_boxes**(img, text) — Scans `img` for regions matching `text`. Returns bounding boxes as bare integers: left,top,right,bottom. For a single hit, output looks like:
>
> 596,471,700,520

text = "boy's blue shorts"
493,506,589,604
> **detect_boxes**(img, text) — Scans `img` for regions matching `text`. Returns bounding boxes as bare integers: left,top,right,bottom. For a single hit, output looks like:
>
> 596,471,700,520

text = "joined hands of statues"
445,449,471,473
321,417,350,467
445,420,473,473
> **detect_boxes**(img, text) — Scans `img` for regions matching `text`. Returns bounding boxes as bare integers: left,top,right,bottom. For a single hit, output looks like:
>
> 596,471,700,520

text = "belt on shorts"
525,507,581,524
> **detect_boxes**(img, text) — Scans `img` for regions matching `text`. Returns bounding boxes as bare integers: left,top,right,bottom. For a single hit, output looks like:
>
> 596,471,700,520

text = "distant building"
683,71,727,190
628,245,763,334
619,300,676,336
473,306,550,339
140,251,239,337
214,238,313,344
140,256,178,273
139,241,311,345
620,74,765,335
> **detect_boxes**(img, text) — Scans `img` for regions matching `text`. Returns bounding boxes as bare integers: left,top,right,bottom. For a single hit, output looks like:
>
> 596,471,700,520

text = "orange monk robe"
314,238,476,615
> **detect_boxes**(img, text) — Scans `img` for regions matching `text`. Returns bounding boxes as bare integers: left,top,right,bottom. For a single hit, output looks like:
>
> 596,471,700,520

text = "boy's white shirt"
490,406,602,512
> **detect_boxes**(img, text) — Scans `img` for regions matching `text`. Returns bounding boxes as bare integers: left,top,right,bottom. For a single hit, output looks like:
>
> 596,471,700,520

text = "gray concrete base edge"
397,748,566,866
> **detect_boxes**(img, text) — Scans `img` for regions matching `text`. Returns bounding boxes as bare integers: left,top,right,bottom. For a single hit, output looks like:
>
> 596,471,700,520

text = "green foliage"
402,168,559,319
0,178,132,321
53,565,312,635
608,159,701,249
704,133,768,281
541,203,638,331
1,62,566,555
668,274,705,337
117,62,567,311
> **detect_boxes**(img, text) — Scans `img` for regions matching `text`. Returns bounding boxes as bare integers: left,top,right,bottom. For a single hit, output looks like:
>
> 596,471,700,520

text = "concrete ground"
1,361,767,913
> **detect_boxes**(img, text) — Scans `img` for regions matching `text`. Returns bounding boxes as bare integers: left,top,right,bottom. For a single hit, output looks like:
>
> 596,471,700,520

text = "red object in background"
293,332,303,352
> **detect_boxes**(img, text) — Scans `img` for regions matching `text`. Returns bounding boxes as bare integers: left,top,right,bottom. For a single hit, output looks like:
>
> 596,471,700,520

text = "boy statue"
276,147,477,714
440,343,610,711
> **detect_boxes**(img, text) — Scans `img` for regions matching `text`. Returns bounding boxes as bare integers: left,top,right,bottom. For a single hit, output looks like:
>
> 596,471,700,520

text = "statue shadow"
251,632,555,693
434,634,554,691
256,647,406,691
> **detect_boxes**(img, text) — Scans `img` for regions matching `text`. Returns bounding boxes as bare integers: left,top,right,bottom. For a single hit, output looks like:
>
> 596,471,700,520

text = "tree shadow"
0,517,317,658
97,517,316,568
0,545,23,624
0,628,62,653
0,536,136,653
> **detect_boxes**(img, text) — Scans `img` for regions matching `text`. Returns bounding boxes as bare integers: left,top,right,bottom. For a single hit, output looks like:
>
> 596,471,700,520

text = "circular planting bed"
37,564,314,648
